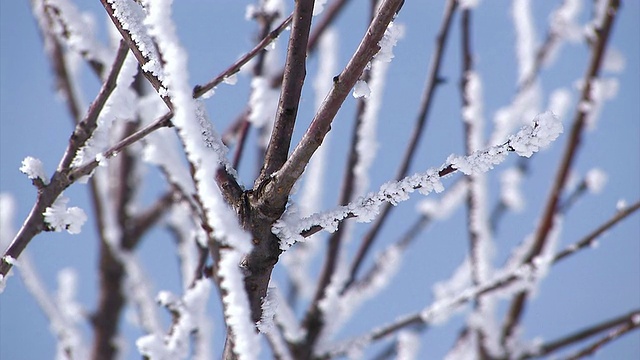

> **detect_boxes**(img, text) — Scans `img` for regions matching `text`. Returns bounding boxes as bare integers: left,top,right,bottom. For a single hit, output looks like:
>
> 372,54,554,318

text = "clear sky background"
1,1,639,359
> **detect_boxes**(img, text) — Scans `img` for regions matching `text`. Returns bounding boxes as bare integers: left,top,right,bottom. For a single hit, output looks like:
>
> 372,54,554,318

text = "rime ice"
20,156,49,184
43,195,87,234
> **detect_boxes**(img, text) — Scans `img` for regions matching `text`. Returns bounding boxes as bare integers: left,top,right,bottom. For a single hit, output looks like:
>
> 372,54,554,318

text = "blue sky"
1,1,638,359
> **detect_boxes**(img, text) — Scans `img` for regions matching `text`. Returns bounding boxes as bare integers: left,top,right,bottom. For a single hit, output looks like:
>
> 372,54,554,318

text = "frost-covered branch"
275,112,563,248
0,41,129,279
500,0,621,345
99,0,170,107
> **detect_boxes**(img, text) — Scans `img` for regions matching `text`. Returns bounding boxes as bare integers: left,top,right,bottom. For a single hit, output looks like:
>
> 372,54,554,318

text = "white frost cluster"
107,0,165,80
506,111,563,157
375,21,404,63
513,0,537,85
20,156,49,184
43,195,87,234
218,249,262,360
136,279,212,359
584,168,607,194
582,78,619,130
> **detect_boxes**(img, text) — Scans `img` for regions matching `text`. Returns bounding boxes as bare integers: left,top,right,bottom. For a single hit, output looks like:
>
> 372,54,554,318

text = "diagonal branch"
518,309,640,359
0,41,130,278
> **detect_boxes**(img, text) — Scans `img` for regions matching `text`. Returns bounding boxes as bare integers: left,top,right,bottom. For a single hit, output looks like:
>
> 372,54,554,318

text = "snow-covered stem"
44,0,111,76
346,0,457,290
500,0,620,345
0,41,129,279
517,309,640,360
459,8,495,358
99,0,170,108
275,112,563,248
32,0,85,122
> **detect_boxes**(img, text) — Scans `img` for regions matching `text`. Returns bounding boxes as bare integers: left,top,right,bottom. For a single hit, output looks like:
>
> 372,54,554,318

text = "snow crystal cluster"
43,195,88,234
20,156,49,184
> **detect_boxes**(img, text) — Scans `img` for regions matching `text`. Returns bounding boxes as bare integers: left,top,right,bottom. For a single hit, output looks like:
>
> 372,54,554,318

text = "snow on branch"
20,156,50,186
274,112,563,249
142,1,258,359
43,194,88,234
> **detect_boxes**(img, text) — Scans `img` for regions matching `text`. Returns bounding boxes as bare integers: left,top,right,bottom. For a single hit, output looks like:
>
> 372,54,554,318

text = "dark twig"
500,0,621,346
345,0,458,290
192,14,294,98
518,309,640,359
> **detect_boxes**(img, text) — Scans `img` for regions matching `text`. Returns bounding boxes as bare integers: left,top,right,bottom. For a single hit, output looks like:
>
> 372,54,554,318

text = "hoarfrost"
396,330,421,360
20,156,49,184
513,0,537,85
375,21,404,63
584,168,607,194
275,113,562,248
43,195,88,234
500,167,525,211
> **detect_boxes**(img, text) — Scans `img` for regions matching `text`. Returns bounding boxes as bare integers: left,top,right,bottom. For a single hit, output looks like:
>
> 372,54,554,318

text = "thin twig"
518,309,640,359
192,14,294,98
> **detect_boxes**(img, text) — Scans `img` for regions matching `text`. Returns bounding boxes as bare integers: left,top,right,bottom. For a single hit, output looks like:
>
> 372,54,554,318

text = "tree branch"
0,41,130,278
261,0,405,218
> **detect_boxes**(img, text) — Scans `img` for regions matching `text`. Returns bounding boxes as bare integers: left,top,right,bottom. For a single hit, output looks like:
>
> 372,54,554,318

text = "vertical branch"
460,8,491,360
500,0,621,347
257,0,316,185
